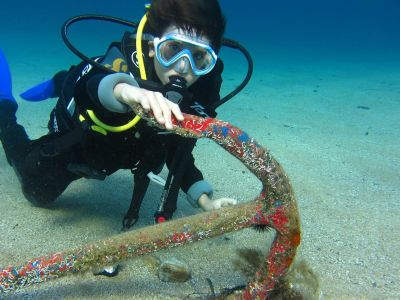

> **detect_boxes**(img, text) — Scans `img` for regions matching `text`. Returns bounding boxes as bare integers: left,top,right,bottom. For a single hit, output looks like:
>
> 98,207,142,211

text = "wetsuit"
0,33,224,219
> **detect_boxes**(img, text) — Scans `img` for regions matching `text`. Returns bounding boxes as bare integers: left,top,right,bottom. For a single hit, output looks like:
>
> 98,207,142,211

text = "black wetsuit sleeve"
72,44,134,115
74,71,109,112
179,153,203,193
164,60,225,194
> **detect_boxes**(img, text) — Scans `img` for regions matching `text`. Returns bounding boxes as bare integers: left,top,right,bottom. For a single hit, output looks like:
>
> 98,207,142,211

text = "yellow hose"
84,12,149,134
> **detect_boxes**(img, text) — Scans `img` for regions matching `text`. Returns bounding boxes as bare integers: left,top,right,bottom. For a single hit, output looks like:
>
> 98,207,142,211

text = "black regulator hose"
213,38,254,110
61,14,138,74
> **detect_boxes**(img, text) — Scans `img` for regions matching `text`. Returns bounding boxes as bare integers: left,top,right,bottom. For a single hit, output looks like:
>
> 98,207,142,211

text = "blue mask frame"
153,33,218,76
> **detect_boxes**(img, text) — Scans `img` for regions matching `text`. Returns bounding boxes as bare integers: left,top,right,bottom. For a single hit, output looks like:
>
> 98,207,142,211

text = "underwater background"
0,0,399,299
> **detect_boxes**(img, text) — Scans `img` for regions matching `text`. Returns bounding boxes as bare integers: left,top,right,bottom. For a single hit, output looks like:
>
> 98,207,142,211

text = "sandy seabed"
0,42,399,299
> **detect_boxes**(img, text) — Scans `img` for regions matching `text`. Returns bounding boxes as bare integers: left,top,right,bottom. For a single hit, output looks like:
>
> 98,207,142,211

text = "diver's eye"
167,42,183,54
193,51,206,61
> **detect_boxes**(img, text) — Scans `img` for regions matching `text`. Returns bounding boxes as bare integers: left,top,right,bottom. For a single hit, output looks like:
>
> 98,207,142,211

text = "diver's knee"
22,185,57,207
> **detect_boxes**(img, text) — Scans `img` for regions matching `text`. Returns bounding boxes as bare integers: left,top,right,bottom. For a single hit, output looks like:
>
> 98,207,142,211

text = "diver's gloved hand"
93,264,120,277
198,194,238,211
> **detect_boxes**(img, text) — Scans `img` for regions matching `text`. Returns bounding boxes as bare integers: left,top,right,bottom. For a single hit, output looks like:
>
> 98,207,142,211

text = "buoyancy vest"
46,31,223,178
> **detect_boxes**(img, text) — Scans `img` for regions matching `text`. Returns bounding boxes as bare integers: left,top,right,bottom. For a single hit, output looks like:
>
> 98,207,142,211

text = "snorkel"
84,11,150,134
136,5,150,81
85,9,152,133
85,10,152,134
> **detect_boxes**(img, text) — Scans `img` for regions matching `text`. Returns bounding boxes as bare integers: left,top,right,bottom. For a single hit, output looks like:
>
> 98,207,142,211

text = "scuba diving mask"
153,33,218,76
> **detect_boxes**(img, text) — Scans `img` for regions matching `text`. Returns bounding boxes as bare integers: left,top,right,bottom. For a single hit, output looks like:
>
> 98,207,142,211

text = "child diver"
0,0,237,229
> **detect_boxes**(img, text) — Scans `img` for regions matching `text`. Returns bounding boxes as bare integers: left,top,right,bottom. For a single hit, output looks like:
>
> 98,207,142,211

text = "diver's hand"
114,83,184,130
198,194,238,211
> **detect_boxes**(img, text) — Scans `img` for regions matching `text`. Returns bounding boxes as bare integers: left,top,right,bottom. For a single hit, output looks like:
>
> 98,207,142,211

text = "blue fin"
20,79,55,102
0,48,16,102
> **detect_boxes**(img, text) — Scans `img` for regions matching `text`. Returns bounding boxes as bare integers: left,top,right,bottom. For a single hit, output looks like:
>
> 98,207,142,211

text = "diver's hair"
146,0,226,52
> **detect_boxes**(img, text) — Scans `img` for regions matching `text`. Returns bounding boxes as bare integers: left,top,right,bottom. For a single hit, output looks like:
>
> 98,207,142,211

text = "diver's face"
149,26,212,86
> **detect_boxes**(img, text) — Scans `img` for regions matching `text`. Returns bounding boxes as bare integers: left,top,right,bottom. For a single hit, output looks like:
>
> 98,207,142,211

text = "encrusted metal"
0,107,301,299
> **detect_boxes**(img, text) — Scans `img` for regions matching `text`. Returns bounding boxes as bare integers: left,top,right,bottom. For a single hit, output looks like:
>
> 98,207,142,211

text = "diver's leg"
19,138,81,206
0,122,80,207
0,49,78,206
0,108,79,207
